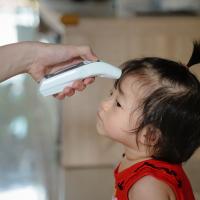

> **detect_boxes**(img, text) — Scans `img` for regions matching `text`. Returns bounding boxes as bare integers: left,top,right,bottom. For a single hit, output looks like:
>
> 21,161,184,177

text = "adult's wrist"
22,41,43,74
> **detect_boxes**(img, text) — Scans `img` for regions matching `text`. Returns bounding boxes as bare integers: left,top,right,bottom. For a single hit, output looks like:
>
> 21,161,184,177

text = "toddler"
96,42,200,200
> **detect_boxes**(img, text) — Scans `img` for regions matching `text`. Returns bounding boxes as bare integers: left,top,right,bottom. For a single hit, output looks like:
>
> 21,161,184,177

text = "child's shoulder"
128,175,176,200
114,159,195,200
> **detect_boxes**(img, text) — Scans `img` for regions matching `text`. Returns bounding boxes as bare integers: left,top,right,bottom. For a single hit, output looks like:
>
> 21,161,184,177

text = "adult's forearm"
0,41,36,82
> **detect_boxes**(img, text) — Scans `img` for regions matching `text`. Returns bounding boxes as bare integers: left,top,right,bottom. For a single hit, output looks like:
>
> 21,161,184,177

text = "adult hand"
27,42,98,100
0,42,98,100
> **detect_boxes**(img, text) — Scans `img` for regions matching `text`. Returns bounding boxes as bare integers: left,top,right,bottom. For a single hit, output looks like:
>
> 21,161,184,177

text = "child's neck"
119,147,152,172
125,146,151,160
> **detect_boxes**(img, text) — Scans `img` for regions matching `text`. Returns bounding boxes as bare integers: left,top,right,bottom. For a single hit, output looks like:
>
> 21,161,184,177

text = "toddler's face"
96,76,143,148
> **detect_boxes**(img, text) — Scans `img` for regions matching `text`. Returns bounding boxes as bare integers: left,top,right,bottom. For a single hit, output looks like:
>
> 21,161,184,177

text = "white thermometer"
39,60,122,96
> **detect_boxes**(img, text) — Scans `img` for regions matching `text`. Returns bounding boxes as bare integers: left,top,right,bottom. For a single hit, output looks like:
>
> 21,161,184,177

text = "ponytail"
187,41,200,68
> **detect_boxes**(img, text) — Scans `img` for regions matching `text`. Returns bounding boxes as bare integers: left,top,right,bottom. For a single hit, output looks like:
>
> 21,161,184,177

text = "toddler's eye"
109,91,113,96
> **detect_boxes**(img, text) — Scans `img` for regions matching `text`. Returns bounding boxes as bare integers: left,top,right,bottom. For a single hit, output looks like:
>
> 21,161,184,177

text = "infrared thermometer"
39,60,122,96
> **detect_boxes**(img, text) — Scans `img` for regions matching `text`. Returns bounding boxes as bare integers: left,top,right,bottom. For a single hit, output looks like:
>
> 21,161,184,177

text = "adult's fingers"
83,77,95,85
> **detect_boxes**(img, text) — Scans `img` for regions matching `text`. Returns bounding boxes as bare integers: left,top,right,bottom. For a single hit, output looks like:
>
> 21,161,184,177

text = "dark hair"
115,41,200,164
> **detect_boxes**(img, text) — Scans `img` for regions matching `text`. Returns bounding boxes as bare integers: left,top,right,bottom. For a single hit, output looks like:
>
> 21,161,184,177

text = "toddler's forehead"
117,75,153,99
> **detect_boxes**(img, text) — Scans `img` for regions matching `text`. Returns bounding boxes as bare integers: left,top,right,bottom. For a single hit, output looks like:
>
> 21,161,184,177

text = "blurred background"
0,0,200,200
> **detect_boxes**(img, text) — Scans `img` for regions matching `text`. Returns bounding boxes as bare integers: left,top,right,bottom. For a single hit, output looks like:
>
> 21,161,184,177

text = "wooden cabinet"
60,17,200,196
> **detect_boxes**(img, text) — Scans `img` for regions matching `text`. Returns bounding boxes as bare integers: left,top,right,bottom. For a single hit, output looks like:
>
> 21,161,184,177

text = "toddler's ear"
139,125,161,146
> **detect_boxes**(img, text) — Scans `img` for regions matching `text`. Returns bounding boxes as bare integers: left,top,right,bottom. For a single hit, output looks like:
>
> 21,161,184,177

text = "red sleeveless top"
114,159,195,200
